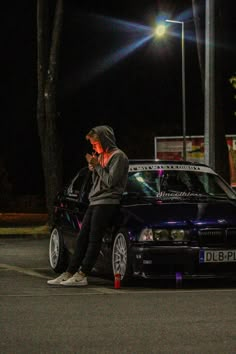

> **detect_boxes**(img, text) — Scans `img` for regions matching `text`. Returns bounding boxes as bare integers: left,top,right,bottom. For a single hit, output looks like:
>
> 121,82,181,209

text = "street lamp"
154,24,167,37
165,19,186,161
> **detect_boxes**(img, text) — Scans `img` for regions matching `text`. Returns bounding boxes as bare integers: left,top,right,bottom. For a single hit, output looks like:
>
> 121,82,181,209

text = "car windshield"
126,169,236,200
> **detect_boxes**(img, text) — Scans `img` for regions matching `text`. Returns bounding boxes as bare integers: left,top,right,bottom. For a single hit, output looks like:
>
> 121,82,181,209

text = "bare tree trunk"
37,0,64,224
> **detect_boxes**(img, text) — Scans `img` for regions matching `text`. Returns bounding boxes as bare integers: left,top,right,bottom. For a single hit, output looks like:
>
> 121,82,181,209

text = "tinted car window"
69,168,88,194
126,169,236,199
73,174,85,194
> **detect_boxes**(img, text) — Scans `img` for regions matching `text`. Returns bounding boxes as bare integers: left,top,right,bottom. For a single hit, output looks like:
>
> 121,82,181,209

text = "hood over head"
92,125,117,152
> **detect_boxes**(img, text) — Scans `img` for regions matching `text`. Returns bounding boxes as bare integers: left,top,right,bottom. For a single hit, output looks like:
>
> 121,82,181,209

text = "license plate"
199,249,236,263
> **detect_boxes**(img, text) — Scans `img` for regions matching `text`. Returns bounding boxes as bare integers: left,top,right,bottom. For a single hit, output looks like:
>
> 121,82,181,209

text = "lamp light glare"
155,24,166,37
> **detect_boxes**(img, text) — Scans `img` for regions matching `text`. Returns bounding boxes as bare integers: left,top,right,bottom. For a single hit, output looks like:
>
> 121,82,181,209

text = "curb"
0,233,50,239
0,225,50,239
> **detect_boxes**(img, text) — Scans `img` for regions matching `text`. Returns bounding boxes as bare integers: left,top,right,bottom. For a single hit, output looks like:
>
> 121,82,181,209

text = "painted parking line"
1,287,236,298
0,263,235,295
0,263,49,279
0,263,116,291
95,287,236,295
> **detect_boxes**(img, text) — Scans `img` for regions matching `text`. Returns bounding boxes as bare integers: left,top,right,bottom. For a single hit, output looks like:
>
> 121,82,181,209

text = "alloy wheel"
112,232,128,280
49,228,60,269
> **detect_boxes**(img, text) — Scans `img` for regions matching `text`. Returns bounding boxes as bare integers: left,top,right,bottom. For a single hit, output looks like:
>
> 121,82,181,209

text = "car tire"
49,227,69,273
112,229,131,283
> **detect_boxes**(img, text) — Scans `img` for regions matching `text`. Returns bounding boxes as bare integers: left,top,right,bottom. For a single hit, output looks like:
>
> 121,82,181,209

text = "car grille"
227,228,236,244
198,228,236,247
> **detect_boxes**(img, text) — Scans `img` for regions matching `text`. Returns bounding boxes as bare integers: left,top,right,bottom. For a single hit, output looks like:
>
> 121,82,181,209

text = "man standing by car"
47,125,129,286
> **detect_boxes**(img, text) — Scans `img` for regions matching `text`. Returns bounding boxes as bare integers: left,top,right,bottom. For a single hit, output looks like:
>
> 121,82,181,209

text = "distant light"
154,24,167,37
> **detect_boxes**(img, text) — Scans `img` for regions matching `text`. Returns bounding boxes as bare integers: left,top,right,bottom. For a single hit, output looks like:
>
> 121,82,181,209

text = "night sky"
1,1,236,196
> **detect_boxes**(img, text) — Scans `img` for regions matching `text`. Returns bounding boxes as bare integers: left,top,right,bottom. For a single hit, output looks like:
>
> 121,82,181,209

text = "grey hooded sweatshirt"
88,126,129,205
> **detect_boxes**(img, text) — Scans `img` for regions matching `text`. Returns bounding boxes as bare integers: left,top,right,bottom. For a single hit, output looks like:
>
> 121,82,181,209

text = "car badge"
217,219,227,224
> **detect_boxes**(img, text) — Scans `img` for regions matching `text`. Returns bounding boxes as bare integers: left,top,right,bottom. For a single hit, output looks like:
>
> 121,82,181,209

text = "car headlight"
170,229,186,241
139,228,187,242
139,228,154,241
154,229,169,240
153,229,186,241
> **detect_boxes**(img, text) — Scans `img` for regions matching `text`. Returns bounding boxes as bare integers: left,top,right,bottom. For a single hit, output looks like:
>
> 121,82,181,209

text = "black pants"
67,204,120,275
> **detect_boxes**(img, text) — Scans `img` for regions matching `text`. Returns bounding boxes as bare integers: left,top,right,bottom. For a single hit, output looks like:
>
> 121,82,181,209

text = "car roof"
128,160,216,174
129,159,209,168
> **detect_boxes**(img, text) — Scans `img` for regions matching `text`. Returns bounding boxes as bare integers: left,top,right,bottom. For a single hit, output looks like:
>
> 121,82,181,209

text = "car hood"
122,199,236,228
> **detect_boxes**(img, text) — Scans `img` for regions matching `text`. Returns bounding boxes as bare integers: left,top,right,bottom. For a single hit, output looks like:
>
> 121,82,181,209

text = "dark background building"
1,1,235,204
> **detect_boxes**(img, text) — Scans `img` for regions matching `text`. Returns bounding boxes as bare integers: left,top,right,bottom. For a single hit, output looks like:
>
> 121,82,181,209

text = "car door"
61,167,91,249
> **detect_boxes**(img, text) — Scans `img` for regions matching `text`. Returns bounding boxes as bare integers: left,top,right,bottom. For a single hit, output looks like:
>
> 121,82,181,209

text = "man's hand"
85,153,98,170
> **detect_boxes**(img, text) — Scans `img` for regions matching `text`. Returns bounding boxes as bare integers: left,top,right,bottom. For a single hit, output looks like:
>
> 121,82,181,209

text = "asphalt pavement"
1,236,236,354
1,213,236,354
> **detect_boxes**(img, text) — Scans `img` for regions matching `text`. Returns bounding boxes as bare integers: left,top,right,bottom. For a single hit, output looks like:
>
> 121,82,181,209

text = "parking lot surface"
0,236,236,354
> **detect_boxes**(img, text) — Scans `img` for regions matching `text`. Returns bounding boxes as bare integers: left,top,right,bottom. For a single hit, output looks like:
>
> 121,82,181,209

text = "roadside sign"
154,135,236,187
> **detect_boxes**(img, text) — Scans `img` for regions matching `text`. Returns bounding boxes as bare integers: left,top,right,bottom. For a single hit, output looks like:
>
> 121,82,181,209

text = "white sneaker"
61,272,88,287
47,272,72,285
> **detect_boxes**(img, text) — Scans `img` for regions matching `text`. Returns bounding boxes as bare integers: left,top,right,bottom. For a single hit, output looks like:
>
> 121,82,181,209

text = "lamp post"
165,20,186,161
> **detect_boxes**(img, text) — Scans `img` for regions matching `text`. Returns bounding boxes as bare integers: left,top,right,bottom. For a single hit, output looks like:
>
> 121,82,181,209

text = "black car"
49,160,236,284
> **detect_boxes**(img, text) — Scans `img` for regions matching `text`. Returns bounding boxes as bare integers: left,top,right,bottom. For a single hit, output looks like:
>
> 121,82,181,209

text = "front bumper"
131,244,236,280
